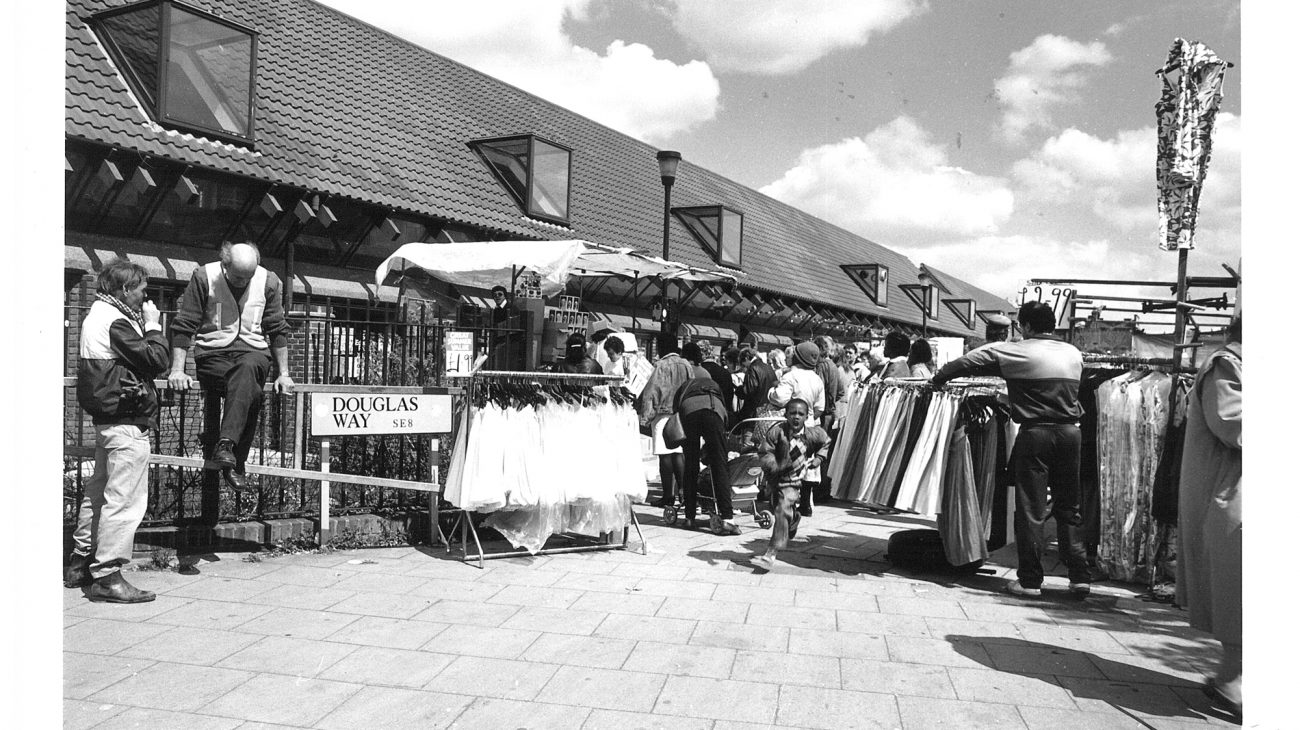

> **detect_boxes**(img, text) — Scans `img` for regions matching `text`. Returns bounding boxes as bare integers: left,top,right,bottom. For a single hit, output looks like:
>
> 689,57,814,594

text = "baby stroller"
663,416,784,529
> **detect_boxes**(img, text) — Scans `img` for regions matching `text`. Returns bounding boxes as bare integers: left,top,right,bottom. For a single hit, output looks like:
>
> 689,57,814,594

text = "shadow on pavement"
942,634,1232,725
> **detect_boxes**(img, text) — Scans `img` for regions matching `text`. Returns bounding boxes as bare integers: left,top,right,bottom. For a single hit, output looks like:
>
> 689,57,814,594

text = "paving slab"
775,684,900,729
596,612,696,644
318,645,456,688
653,675,779,724
91,706,245,730
87,661,256,713
64,652,157,700
581,708,712,730
840,657,956,699
430,655,559,701
199,673,362,726
64,618,173,656
623,640,737,679
314,686,471,730
448,697,591,730
731,649,841,688
423,623,542,660
535,665,667,712
326,615,448,650
521,632,638,670
63,698,126,730
896,693,1030,729
118,625,263,666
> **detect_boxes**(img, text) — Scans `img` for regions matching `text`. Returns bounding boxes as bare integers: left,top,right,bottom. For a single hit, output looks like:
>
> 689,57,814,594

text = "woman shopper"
639,334,695,508
674,342,739,534
1176,316,1242,721
908,339,935,379
67,260,170,603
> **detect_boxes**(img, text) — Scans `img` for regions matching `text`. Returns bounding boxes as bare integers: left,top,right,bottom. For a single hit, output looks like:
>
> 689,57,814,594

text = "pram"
662,416,784,529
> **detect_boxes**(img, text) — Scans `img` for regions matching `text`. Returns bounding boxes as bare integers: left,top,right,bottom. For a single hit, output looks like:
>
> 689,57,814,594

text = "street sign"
310,393,453,436
444,330,474,376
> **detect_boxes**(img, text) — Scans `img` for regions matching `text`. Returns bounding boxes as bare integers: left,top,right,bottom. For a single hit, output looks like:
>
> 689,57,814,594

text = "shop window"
470,135,572,225
673,205,743,269
93,0,258,145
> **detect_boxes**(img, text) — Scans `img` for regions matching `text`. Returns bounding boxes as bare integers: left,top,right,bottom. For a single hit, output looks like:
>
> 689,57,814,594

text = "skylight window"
673,205,743,269
470,135,573,224
93,0,258,144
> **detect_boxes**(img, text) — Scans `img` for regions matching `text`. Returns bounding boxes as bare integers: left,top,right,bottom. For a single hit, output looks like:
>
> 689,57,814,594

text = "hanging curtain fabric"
446,383,648,554
1155,38,1229,251
1095,371,1173,583
936,420,985,566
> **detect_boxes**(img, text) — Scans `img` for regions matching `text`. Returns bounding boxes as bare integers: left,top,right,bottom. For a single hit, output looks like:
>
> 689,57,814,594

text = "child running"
751,399,829,570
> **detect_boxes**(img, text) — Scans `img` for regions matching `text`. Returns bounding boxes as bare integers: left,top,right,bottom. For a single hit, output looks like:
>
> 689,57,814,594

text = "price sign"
444,330,475,376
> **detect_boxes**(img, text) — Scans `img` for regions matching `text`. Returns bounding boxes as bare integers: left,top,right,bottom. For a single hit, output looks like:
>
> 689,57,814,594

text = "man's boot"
213,438,237,470
87,571,155,603
64,551,92,588
223,467,248,491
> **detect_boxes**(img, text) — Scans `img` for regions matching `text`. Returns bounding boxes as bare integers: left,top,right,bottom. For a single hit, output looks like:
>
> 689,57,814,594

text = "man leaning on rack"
168,242,294,490
932,301,1091,599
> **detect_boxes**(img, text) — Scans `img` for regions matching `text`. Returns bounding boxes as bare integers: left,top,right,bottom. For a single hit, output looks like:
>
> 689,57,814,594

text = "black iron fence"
63,291,525,527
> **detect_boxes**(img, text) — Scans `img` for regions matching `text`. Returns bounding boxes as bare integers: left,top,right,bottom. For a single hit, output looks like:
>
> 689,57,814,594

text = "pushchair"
662,416,784,529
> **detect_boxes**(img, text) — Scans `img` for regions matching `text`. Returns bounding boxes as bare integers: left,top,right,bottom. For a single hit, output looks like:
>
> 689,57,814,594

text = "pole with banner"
1155,38,1229,363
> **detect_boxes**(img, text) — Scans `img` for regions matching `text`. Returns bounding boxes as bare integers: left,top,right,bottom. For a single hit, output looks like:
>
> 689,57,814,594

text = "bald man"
169,242,293,489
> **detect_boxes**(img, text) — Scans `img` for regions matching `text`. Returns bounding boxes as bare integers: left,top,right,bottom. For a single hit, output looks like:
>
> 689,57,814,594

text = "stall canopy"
376,240,739,297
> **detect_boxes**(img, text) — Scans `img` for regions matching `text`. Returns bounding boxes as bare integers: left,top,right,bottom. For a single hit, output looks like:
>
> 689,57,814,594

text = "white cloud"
669,0,927,75
760,117,1014,238
1011,113,1241,240
995,35,1112,143
898,235,1150,303
316,0,720,143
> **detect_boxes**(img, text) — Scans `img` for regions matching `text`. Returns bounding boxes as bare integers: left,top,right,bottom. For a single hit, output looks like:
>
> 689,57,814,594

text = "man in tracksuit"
932,301,1091,597
70,260,171,603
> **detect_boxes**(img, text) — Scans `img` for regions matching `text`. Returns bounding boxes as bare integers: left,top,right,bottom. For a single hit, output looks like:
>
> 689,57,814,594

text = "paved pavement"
64,498,1235,729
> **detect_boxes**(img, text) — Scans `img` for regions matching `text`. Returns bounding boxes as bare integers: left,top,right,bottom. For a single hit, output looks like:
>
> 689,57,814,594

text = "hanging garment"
1078,368,1129,549
1175,343,1241,646
1095,371,1173,583
936,421,986,566
1151,375,1192,524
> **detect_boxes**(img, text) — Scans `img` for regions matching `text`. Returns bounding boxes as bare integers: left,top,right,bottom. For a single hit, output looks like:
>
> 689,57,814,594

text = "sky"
320,0,1241,322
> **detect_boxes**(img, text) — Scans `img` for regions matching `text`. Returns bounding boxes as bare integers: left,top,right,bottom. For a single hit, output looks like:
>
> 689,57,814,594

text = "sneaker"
1068,582,1091,596
712,520,741,536
1006,580,1042,598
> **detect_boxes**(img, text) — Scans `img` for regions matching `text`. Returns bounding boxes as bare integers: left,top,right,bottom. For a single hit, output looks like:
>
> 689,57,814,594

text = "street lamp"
656,150,681,335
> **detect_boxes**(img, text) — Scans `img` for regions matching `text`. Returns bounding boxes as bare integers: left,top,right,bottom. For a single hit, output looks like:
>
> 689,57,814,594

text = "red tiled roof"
66,0,994,335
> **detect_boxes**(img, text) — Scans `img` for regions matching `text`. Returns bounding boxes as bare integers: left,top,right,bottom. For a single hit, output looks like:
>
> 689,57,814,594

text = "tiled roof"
920,264,1017,320
66,0,1002,335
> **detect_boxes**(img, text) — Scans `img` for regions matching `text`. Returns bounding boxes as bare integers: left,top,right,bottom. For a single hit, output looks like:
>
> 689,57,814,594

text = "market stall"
374,239,738,563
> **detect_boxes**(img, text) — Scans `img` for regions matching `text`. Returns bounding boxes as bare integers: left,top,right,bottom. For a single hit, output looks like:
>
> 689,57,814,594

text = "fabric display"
1093,370,1176,583
443,382,647,554
826,381,1008,567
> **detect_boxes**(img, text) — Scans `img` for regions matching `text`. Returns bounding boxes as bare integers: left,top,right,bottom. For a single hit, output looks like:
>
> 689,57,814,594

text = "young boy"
752,399,830,569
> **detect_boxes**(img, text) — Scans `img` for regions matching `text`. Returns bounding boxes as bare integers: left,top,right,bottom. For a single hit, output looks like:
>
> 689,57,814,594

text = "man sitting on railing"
167,242,294,490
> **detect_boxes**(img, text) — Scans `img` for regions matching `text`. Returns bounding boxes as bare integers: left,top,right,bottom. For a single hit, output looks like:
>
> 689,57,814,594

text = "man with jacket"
812,336,841,432
168,242,293,490
932,301,1090,598
736,347,777,421
69,260,171,603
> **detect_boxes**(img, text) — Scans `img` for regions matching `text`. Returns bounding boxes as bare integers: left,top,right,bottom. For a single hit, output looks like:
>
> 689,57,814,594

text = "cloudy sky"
318,0,1241,318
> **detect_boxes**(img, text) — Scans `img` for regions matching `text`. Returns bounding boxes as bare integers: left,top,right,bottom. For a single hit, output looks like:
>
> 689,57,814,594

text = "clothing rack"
1082,354,1195,374
448,368,644,567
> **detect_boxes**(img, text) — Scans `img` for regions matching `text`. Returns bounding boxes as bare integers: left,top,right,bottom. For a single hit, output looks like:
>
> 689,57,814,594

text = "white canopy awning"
375,239,739,297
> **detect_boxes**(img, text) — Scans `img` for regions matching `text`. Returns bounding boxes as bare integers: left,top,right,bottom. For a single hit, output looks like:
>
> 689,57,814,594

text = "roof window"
673,205,743,269
842,264,889,307
93,0,258,145
470,135,573,225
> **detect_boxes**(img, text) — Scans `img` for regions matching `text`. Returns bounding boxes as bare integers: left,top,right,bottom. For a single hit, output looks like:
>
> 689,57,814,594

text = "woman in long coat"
1175,318,1242,718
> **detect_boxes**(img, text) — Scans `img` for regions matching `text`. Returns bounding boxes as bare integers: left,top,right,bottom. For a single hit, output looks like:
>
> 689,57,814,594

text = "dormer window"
842,264,889,307
92,0,258,145
673,205,743,269
470,135,573,225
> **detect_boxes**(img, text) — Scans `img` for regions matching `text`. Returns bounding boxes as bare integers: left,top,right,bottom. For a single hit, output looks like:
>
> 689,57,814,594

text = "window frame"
672,204,744,270
92,0,259,147
469,134,574,226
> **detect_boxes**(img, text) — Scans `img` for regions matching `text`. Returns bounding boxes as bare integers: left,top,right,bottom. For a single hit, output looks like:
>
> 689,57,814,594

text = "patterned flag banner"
1155,38,1228,251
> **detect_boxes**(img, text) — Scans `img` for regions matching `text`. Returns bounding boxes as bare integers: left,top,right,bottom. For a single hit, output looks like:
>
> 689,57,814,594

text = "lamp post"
656,150,681,337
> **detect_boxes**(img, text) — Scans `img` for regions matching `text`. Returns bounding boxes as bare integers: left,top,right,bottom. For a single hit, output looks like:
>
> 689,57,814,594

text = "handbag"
662,412,686,448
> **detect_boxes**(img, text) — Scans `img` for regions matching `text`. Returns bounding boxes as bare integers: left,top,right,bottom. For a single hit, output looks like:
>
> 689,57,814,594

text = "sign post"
309,390,454,545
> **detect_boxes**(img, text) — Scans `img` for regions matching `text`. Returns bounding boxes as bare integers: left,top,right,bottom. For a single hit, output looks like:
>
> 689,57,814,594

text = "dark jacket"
756,420,831,482
814,358,840,418
932,334,1083,424
700,361,735,419
557,356,603,375
673,365,728,423
77,300,171,427
737,358,777,420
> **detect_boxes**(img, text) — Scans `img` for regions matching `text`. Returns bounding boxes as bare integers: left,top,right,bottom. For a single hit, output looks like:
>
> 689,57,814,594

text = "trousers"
72,424,151,578
681,408,734,520
768,483,810,552
196,348,271,466
1012,424,1091,588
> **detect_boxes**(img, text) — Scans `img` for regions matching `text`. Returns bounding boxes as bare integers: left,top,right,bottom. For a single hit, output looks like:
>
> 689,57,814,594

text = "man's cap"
985,314,1012,328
